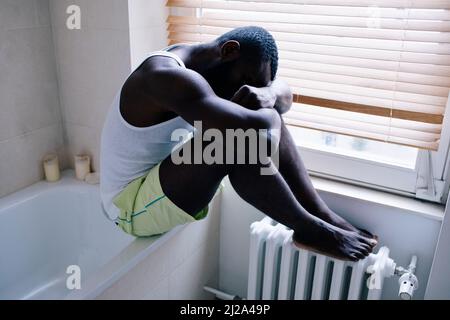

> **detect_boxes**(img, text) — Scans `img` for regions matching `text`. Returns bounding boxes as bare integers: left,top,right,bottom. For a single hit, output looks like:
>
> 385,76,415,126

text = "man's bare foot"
292,216,378,261
314,207,378,242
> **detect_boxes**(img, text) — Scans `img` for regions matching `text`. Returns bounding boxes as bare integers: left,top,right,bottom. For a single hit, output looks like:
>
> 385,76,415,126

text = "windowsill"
310,175,445,222
286,126,445,216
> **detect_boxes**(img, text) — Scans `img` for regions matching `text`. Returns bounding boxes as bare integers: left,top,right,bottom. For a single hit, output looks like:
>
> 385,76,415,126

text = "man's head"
203,26,278,99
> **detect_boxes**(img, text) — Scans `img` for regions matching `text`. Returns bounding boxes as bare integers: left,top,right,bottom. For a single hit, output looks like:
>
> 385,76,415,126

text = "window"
290,127,418,169
166,0,450,203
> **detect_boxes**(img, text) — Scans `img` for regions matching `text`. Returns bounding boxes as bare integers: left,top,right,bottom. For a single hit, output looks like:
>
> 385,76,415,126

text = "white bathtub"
0,171,189,300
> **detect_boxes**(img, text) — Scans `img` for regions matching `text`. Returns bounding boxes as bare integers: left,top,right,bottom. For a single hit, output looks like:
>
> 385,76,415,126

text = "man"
100,26,377,261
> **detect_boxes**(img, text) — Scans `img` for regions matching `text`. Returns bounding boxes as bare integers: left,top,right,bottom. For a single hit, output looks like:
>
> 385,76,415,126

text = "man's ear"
220,40,240,62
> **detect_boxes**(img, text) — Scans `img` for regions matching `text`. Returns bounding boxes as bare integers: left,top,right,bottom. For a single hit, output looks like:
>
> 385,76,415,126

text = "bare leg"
159,136,376,261
277,121,376,239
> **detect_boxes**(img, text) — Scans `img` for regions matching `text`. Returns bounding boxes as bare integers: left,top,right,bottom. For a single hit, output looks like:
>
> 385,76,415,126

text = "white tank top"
100,47,193,221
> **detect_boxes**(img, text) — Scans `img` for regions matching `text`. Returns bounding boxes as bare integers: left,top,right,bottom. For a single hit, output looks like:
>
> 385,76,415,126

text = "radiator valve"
367,248,418,300
396,256,418,300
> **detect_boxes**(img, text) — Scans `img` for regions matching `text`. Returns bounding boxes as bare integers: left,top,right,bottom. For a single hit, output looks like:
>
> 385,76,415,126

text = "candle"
43,154,60,182
74,155,90,180
85,172,99,184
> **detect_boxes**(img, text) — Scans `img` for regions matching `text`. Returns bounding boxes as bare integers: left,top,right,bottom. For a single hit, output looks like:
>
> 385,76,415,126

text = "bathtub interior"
0,179,134,299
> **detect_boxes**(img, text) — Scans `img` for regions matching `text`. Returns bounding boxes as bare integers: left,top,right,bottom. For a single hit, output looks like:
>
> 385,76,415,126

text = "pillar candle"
43,154,60,182
75,155,90,180
85,172,99,184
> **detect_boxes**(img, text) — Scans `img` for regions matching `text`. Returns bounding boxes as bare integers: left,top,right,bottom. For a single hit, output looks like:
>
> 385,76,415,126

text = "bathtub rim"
0,170,95,214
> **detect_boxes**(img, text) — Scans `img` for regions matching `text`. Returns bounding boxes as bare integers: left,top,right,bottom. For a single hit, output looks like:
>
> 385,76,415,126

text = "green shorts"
113,162,221,237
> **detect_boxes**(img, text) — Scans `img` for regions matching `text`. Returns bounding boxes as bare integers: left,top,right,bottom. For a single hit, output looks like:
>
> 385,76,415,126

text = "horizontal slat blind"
166,0,450,150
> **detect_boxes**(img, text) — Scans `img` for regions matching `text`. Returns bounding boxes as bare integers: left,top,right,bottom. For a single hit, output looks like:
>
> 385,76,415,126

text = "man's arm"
145,65,281,133
271,79,293,114
231,79,293,114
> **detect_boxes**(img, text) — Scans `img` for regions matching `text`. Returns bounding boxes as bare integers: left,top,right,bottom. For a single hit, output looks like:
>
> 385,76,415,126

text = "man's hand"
231,84,277,110
231,79,293,114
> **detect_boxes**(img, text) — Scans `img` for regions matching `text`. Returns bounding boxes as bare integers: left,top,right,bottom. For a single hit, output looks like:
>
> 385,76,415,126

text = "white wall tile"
49,0,88,30
51,26,93,127
0,0,64,197
168,239,220,300
166,195,222,270
85,28,131,127
0,124,64,198
53,27,130,130
0,0,38,30
87,0,129,30
34,0,51,27
0,27,61,141
50,0,129,30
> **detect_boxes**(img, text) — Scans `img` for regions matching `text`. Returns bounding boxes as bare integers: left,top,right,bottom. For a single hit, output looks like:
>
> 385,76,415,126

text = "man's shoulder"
139,60,212,102
139,54,186,77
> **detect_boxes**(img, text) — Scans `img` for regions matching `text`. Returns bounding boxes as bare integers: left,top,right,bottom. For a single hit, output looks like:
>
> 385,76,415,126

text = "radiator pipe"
203,286,244,300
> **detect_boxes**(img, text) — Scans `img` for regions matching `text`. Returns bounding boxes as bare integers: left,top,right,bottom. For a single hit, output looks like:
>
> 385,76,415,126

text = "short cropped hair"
214,26,278,80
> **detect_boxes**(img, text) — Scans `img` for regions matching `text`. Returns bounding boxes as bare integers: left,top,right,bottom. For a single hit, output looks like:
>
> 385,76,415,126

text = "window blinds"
166,0,450,150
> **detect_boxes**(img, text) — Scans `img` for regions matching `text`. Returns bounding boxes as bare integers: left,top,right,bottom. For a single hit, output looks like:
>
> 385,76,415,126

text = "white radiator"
248,217,401,300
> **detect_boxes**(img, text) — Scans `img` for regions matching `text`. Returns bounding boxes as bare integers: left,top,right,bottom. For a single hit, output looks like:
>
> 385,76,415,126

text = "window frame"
289,94,450,203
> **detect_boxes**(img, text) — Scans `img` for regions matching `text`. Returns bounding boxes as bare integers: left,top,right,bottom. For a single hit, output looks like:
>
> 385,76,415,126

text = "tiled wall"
49,0,132,172
0,0,64,198
97,194,222,300
1,0,171,196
